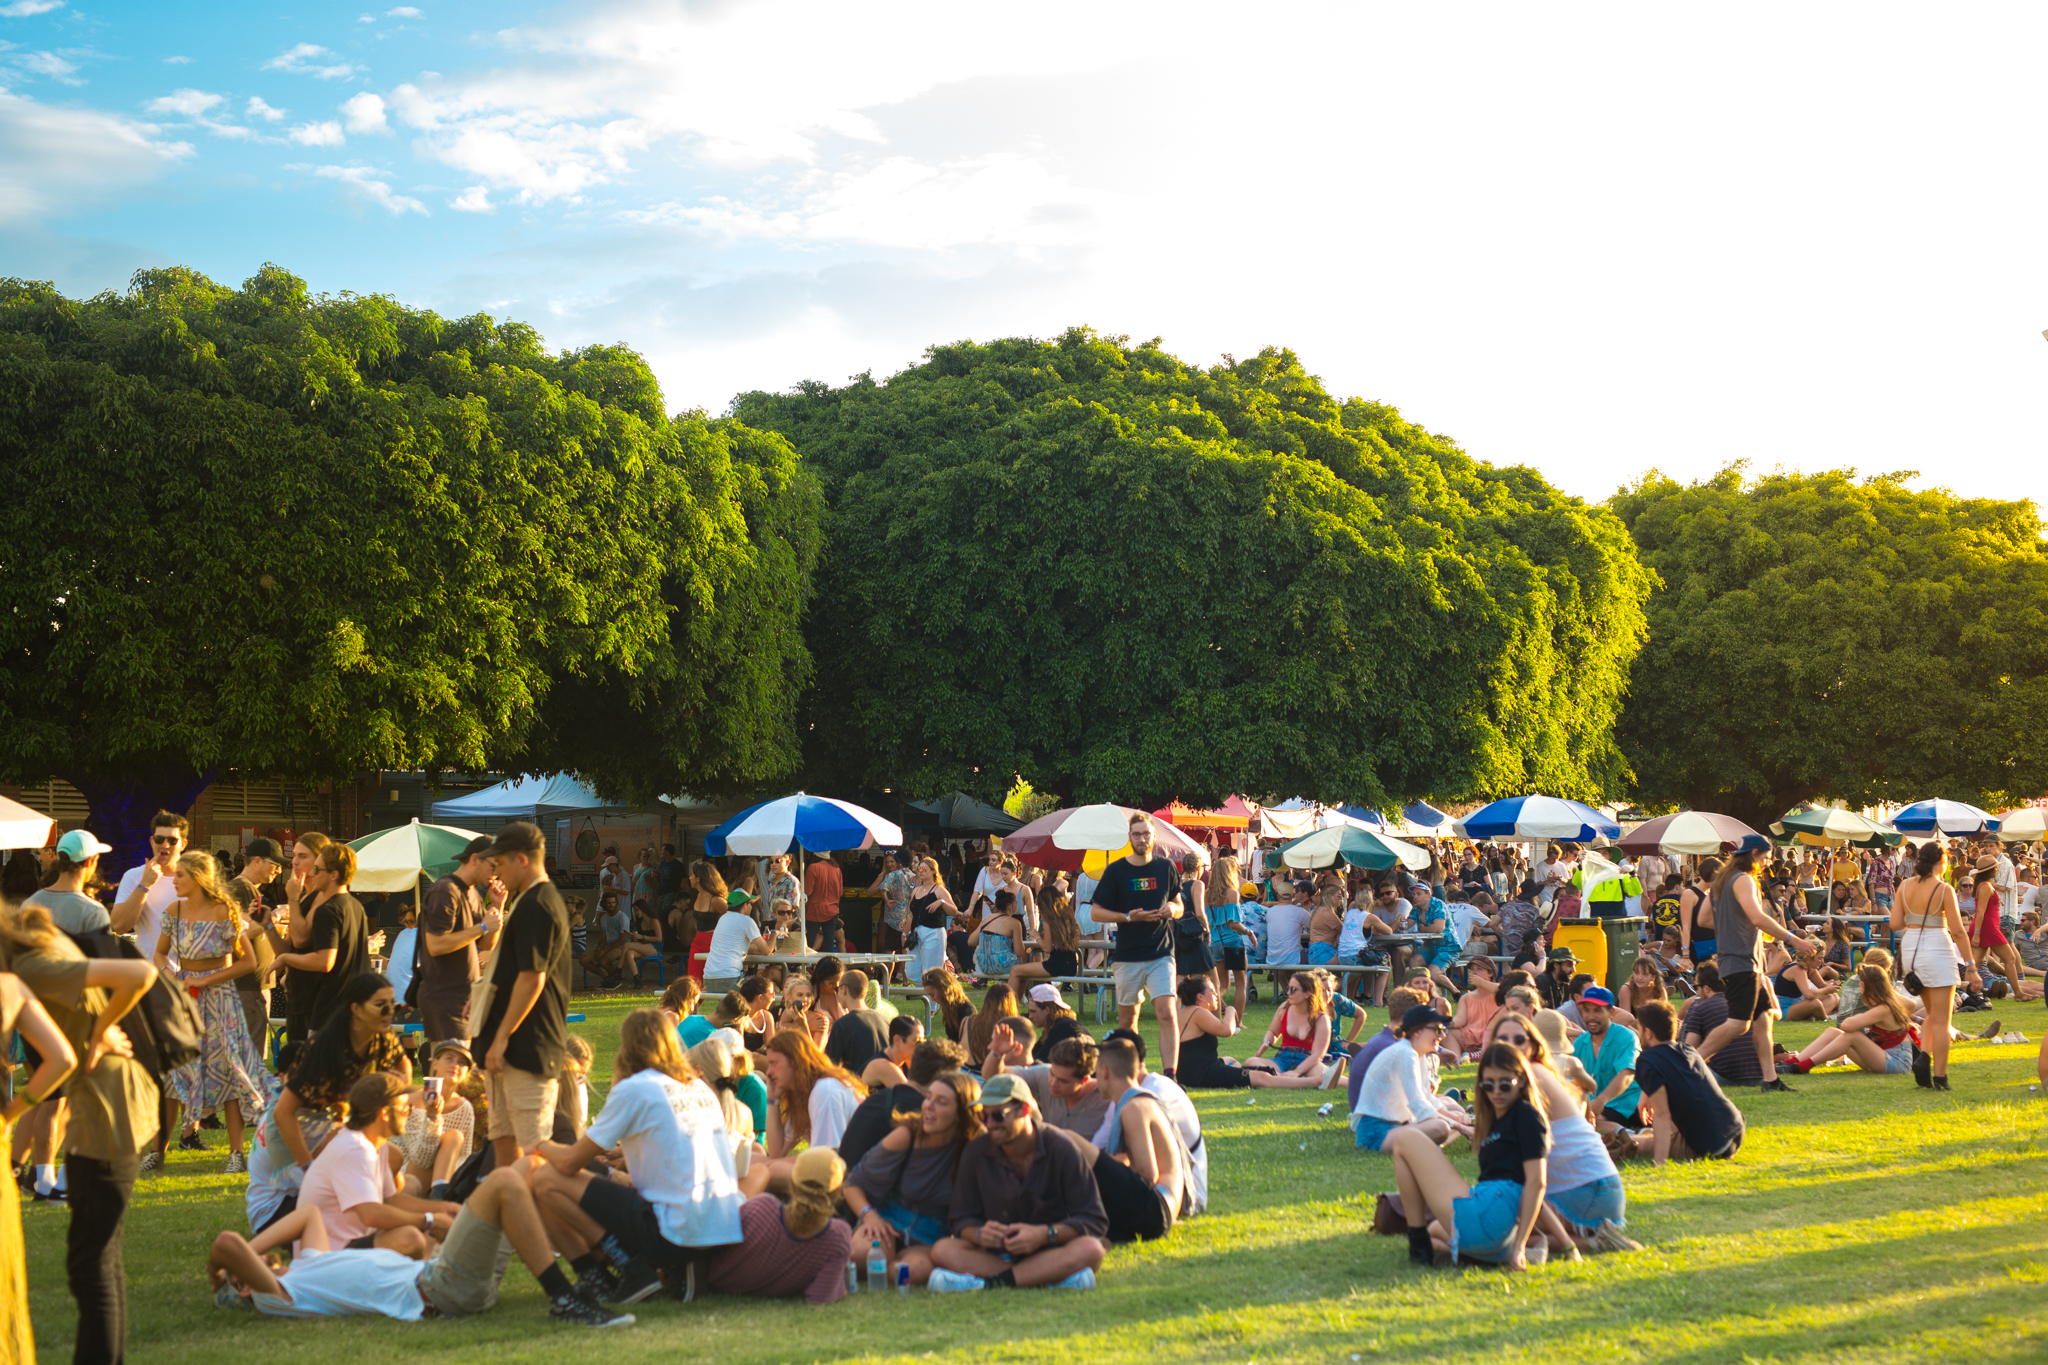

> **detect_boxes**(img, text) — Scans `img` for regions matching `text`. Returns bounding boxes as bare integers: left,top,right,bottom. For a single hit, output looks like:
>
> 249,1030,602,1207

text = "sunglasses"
152,835,181,846
367,1000,395,1013
1477,1078,1521,1095
1496,1033,1531,1047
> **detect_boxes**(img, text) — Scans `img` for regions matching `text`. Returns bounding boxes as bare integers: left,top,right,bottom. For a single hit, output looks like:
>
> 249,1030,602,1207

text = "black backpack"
68,931,204,1083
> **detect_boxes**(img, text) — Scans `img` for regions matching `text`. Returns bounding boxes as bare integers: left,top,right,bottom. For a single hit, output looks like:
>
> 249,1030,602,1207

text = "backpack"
67,931,204,1083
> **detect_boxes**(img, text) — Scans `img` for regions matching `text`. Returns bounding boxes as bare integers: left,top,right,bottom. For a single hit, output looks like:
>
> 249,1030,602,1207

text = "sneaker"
32,1185,67,1203
176,1130,209,1152
1050,1268,1097,1290
550,1294,636,1328
214,1283,251,1310
603,1258,665,1306
139,1152,162,1174
665,1260,696,1303
1758,1078,1795,1093
222,1150,247,1175
576,1264,623,1302
926,1268,987,1293
1590,1220,1643,1253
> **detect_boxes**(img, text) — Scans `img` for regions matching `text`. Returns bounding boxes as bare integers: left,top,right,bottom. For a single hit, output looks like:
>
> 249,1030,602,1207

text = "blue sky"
5,1,2046,508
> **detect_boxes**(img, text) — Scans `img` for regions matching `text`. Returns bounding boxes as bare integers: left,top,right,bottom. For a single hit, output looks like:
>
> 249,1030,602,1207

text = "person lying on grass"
1627,1001,1745,1165
1352,1004,1473,1152
207,1166,634,1327
1479,1012,1638,1255
1387,1043,1558,1270
1777,964,1917,1076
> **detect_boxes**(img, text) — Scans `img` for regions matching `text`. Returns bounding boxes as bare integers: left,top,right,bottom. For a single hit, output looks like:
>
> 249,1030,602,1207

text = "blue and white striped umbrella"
1453,794,1620,843
703,793,904,857
1890,799,1996,836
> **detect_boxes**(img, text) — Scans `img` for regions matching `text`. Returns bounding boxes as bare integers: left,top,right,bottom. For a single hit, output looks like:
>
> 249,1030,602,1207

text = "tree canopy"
0,266,818,852
1609,466,2048,828
734,328,1653,810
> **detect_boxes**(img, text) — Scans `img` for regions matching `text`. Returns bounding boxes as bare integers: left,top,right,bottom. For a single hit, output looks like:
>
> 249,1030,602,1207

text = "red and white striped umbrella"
1618,810,1769,856
1003,803,1208,872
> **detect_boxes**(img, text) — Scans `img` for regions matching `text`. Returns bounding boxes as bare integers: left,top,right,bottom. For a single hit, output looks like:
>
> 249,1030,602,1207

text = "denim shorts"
879,1201,947,1247
1273,1047,1310,1073
1353,1114,1401,1152
1451,1180,1524,1262
1545,1173,1625,1232
1306,942,1337,965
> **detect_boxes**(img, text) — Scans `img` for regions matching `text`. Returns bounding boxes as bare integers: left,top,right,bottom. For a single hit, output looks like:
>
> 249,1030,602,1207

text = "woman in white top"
703,902,771,994
1350,1005,1469,1151
1890,841,1980,1090
1482,1011,1624,1255
759,1029,866,1180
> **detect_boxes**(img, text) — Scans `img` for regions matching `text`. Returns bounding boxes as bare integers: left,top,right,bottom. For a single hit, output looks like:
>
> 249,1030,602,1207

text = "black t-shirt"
1092,856,1182,962
1475,1096,1551,1185
301,893,369,1029
657,858,686,897
824,1009,890,1075
837,1082,920,1171
1636,1042,1745,1157
1033,1013,1085,1063
478,881,572,1074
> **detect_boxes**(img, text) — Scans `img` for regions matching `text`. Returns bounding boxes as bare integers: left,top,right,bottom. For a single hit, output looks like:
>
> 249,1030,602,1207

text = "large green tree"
734,328,1653,810
1609,466,2048,828
0,266,817,862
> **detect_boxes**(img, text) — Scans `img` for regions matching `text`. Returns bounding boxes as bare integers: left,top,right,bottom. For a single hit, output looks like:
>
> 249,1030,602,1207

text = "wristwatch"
1045,1223,1060,1247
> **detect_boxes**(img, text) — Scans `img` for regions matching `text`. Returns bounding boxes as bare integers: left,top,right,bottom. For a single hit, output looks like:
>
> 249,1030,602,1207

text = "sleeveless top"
1713,875,1761,974
169,907,242,974
1897,878,1950,932
1275,1007,1317,1053
1178,1029,1222,1070
910,888,948,929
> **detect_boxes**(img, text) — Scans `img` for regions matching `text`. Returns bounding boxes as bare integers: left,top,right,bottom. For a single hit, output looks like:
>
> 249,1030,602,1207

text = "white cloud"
288,120,344,147
359,13,375,23
0,86,189,224
143,88,222,117
340,91,387,133
162,55,191,65
387,6,422,17
448,184,492,213
12,49,82,84
246,96,284,122
263,43,360,80
308,162,426,214
0,0,65,15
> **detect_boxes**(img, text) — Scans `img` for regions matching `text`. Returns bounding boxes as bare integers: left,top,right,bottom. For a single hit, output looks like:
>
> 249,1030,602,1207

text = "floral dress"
166,907,275,1117
877,867,915,932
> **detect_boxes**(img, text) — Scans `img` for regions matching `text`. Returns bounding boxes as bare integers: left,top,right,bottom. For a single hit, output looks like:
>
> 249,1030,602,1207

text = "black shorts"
1599,1104,1640,1131
1093,1151,1175,1243
579,1174,694,1267
808,915,844,942
1721,971,1773,1021
1043,949,1079,977
1216,945,1248,972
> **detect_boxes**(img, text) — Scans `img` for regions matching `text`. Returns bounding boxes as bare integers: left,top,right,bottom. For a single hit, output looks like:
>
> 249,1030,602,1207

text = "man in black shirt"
824,969,890,1075
1090,812,1185,1078
269,843,370,1043
1632,1001,1745,1163
418,837,503,1046
835,1037,967,1170
476,821,572,1165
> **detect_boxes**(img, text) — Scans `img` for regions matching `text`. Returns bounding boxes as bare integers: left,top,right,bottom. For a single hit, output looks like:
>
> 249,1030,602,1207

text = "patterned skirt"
168,975,275,1116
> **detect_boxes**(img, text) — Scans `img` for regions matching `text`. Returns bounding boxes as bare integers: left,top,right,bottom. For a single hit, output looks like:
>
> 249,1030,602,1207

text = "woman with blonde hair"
1204,854,1250,1011
905,857,956,982
1,966,77,1355
1530,1007,1596,1094
966,984,1019,1069
532,1008,744,1305
842,1070,983,1285
760,1028,866,1157
155,851,274,1171
923,968,973,1044
1248,970,1333,1088
1778,963,1918,1076
704,1146,856,1304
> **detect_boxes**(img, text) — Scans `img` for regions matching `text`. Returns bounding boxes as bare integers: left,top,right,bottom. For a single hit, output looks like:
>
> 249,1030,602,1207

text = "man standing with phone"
475,821,572,1165
1090,813,1185,1079
419,837,504,1047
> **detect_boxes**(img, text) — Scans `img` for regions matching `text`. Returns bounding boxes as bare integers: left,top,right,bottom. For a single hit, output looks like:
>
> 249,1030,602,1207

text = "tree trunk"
63,765,216,881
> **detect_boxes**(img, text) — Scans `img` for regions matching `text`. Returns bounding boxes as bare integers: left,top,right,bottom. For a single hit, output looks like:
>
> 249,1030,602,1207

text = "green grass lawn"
20,985,2048,1364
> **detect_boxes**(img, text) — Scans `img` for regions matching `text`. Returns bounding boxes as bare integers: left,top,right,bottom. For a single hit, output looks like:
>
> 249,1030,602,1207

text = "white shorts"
1113,956,1175,1008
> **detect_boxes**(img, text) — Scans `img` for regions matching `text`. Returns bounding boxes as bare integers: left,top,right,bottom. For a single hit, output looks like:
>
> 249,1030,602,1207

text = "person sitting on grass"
1628,1001,1746,1165
1770,941,1840,1022
1024,983,1087,1062
1570,987,1642,1134
1348,987,1426,1113
1776,964,1917,1076
1089,1038,1193,1243
859,1012,925,1092
294,1076,459,1258
986,1028,1113,1137
1246,971,1334,1089
1173,976,1274,1088
837,1037,970,1170
1530,1009,1596,1096
1558,974,1638,1032
660,976,711,1047
530,1009,745,1307
1676,964,1767,1088
1480,1013,1637,1255
1387,1043,1555,1270
207,1166,634,1327
1616,957,1668,1015
703,1147,855,1305
1351,1004,1472,1152
844,1069,983,1284
1087,1028,1207,1216
927,1072,1108,1292
398,1041,475,1200
1449,956,1502,1061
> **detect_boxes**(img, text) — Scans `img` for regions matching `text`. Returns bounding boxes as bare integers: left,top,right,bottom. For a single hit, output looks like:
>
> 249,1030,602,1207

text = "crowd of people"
1,802,2042,1357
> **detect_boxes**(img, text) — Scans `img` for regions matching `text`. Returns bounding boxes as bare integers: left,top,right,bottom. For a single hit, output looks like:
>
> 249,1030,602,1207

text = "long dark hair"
288,972,400,1108
1471,1042,1539,1149
1913,841,1944,879
1710,846,1758,897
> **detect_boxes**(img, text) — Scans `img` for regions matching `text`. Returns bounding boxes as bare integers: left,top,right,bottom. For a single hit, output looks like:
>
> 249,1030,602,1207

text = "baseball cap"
727,888,758,908
1401,1004,1453,1032
430,1040,474,1065
1027,983,1068,1008
1579,985,1617,1007
243,836,285,864
55,829,114,861
458,835,495,862
974,1072,1039,1114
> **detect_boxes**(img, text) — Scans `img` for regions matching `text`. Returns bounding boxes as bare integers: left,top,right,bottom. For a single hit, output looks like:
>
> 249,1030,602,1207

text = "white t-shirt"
585,1070,744,1248
295,1128,395,1254
1445,902,1490,947
247,1105,335,1230
114,861,182,964
808,1076,860,1149
704,910,758,979
1263,902,1310,965
255,1247,426,1320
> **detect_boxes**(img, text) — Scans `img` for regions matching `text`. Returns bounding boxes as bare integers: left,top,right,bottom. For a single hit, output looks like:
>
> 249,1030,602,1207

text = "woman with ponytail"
1890,839,1980,1089
704,1146,855,1304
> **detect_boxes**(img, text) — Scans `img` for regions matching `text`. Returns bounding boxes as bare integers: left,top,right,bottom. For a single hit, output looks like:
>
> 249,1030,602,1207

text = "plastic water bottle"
867,1239,888,1291
896,1262,911,1295
845,1260,859,1294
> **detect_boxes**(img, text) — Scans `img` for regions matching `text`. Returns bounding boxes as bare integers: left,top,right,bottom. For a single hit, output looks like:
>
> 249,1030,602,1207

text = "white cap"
55,829,114,860
1027,983,1068,1008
